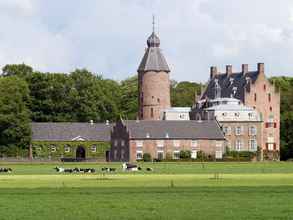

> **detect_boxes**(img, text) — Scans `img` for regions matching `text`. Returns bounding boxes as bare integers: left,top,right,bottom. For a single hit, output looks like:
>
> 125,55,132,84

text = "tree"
0,76,31,156
2,64,33,78
171,81,202,107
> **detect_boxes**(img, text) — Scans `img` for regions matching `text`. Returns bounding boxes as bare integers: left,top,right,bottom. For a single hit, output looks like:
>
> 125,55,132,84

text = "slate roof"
122,120,225,140
202,71,260,102
138,32,170,72
31,123,112,142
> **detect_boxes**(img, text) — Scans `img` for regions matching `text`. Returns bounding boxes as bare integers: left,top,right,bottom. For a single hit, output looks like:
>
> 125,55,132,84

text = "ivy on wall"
32,141,110,159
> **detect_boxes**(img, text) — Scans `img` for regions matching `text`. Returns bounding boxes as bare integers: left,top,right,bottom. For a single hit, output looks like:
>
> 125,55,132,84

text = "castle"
30,25,280,162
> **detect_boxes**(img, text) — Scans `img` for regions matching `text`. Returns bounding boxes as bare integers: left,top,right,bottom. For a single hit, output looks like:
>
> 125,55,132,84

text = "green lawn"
0,162,293,219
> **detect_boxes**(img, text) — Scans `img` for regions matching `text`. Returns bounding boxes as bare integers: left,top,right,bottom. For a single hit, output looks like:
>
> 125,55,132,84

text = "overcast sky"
0,0,293,82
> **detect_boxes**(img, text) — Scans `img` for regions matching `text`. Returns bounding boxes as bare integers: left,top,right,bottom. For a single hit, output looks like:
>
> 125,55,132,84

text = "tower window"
157,98,160,103
264,84,266,91
151,108,154,118
268,93,271,102
254,93,257,102
270,106,272,112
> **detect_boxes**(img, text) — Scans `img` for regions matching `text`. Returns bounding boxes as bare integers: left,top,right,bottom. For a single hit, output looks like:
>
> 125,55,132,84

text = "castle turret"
137,28,171,120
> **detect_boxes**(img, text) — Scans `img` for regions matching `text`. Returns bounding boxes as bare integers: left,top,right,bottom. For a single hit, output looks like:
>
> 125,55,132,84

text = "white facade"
205,98,261,122
161,107,191,120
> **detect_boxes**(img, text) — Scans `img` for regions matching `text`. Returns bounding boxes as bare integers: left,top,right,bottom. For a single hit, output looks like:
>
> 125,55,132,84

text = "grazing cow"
0,168,12,173
101,167,116,172
122,163,139,171
146,168,153,171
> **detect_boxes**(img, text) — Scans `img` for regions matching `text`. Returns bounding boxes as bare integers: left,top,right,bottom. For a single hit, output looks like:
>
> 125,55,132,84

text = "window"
191,140,198,149
234,112,240,117
191,150,197,159
235,126,243,136
157,151,164,160
264,84,266,91
249,139,257,151
114,139,118,147
267,143,274,151
235,140,243,151
157,98,160,103
254,93,257,101
249,126,257,136
51,146,56,152
173,151,180,160
64,146,71,153
268,93,271,102
91,146,97,153
173,140,180,147
136,141,143,147
215,151,222,159
156,140,164,147
114,150,117,159
216,141,222,149
121,149,125,160
151,108,154,118
121,140,125,146
136,151,143,160
270,106,272,112
223,126,231,135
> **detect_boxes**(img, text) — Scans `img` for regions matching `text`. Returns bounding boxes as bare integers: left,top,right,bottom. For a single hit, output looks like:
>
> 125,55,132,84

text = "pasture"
0,162,293,219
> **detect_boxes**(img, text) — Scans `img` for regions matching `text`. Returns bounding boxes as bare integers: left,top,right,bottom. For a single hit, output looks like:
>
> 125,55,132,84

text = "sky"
0,0,293,82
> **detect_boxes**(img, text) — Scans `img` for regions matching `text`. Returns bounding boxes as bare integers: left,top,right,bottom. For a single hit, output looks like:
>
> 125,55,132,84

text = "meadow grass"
0,162,293,219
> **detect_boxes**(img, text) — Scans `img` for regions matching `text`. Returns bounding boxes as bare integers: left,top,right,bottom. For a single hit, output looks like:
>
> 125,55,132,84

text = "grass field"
0,162,293,219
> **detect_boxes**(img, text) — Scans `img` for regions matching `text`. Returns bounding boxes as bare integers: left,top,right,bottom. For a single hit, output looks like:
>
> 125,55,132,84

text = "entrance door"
76,146,86,160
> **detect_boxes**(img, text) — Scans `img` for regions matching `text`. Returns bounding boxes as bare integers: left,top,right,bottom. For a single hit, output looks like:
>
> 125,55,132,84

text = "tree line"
0,64,201,156
0,64,292,160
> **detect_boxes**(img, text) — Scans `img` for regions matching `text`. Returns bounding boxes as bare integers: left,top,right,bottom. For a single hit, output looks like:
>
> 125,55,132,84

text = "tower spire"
152,14,155,33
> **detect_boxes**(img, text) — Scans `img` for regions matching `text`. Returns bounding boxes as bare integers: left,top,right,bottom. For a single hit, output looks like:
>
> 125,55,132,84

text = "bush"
179,150,191,159
223,150,257,161
143,153,152,162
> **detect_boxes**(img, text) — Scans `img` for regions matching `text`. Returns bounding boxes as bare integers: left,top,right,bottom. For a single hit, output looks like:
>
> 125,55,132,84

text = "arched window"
254,93,257,102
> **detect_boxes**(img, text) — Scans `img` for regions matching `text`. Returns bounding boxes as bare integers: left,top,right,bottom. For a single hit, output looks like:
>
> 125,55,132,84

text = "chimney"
210,66,217,79
257,63,264,74
242,64,248,74
226,65,232,76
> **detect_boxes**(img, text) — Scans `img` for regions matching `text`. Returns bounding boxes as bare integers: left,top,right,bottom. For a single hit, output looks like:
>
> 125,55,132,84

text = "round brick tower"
137,31,171,120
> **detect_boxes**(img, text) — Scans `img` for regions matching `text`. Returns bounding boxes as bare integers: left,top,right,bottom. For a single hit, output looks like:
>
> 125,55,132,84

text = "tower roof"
138,31,170,72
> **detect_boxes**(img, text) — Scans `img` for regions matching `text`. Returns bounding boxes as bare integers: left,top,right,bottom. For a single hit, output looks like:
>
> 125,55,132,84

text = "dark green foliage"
143,153,152,162
270,76,293,160
224,151,257,161
0,76,31,156
171,81,202,107
179,150,191,159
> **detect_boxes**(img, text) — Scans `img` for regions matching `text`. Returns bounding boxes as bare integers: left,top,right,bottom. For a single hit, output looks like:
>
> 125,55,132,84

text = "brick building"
192,64,280,160
190,98,263,155
109,119,225,162
137,30,171,120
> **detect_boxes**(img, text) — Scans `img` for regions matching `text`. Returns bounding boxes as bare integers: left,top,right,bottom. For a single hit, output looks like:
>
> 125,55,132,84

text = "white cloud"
0,0,292,82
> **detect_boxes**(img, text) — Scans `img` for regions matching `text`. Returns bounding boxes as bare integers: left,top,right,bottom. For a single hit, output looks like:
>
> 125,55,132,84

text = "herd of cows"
0,163,153,174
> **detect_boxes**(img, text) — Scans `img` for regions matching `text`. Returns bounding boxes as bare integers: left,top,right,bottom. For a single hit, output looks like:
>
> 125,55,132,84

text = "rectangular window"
249,126,257,136
157,151,164,160
268,143,274,151
114,140,118,147
235,126,242,136
121,149,125,160
223,126,231,135
191,140,198,148
156,140,164,147
114,150,117,159
151,108,154,118
136,151,143,160
136,140,143,147
268,93,271,102
121,140,125,146
191,150,197,159
235,140,243,151
215,151,222,159
173,140,180,147
173,151,180,160
249,139,257,151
